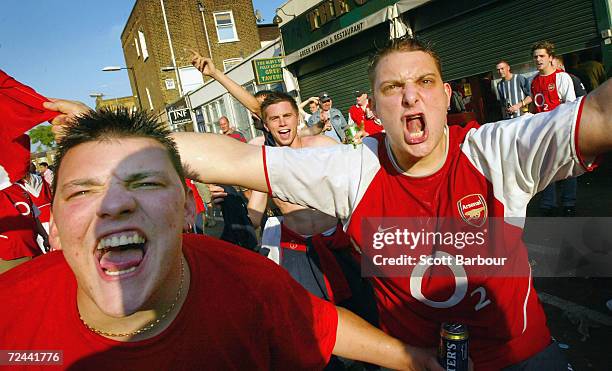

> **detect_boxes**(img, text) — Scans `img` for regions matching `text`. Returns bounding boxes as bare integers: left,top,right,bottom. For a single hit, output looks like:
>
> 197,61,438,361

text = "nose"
402,83,419,107
97,183,136,219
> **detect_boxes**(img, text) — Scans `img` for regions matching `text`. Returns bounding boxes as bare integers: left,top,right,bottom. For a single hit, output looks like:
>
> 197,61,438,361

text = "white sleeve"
264,138,381,220
557,72,576,102
461,98,590,216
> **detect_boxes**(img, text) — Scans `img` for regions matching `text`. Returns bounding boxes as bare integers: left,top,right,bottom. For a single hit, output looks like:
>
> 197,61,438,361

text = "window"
223,58,243,72
138,30,149,60
145,87,153,111
229,94,254,140
134,37,140,57
213,11,238,43
165,79,176,90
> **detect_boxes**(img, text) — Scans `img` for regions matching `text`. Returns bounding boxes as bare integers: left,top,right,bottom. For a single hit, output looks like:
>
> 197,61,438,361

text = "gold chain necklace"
80,259,185,338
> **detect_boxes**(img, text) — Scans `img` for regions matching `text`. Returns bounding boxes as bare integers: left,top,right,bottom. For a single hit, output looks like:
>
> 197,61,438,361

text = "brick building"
119,0,262,129
92,95,137,112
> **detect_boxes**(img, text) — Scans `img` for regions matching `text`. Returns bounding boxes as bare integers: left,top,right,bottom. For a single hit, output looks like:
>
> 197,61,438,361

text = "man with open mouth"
0,105,442,370
162,37,610,369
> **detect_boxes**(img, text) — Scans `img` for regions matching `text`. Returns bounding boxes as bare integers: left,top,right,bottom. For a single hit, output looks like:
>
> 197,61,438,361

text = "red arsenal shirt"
264,98,593,369
530,70,576,113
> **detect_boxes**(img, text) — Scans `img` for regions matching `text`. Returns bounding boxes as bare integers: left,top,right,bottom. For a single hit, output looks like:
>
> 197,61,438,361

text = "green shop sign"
281,0,399,55
252,57,284,85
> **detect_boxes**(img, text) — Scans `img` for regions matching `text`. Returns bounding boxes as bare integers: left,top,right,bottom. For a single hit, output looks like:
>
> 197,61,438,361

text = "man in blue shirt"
307,92,348,143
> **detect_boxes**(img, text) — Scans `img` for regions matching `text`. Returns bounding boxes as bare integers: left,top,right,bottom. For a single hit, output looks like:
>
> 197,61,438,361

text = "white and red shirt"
349,104,383,135
263,98,592,369
530,70,576,113
19,174,53,224
0,183,42,260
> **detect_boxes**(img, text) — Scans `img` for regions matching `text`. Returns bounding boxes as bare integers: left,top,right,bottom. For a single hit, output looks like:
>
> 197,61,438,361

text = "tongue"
99,248,144,272
407,118,423,134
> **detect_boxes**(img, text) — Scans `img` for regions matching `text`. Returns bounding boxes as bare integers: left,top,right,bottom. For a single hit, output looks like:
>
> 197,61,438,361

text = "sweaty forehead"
59,138,175,182
375,51,440,82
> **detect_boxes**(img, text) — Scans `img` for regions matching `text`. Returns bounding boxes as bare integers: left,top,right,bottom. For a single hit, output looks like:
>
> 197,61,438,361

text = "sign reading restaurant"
252,57,284,84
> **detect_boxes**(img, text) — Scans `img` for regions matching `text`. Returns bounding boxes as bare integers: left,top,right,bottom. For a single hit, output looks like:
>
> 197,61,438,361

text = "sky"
0,0,285,107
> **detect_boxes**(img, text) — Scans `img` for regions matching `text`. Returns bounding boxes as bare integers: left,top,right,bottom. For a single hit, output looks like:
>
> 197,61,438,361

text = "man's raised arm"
190,50,262,117
171,132,268,192
578,78,612,157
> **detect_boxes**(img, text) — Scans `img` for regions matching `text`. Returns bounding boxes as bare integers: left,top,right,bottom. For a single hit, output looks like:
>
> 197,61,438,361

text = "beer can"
344,125,357,140
438,322,469,371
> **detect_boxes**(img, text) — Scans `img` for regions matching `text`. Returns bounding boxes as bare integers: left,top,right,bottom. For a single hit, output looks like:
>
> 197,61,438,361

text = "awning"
283,0,430,66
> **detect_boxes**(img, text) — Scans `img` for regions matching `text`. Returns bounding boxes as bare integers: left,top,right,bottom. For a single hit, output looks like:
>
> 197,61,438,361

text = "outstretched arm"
333,307,443,370
190,50,262,117
578,78,612,157
171,132,268,192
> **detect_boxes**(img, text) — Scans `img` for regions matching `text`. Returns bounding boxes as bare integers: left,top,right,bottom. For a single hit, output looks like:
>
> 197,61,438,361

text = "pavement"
525,153,612,369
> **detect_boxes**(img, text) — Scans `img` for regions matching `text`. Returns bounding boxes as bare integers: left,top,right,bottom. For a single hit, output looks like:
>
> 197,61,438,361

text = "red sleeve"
0,70,60,188
262,146,273,196
0,70,59,137
185,179,205,214
573,97,599,172
348,105,357,123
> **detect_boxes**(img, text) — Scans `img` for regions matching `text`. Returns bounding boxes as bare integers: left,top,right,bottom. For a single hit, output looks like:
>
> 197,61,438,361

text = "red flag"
0,70,59,190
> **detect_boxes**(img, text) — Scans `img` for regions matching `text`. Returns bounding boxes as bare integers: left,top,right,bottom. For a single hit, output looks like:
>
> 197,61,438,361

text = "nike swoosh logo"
377,225,397,233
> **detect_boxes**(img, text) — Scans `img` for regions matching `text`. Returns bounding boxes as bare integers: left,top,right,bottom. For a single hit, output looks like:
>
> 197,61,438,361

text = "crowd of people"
0,36,610,370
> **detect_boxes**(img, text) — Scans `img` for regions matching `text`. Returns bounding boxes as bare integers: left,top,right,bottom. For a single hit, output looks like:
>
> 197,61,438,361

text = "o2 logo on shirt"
533,93,549,111
13,201,31,216
457,194,487,227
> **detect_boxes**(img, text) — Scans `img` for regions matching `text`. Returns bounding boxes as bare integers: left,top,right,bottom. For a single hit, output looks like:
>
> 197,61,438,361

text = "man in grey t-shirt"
495,60,532,119
307,92,348,143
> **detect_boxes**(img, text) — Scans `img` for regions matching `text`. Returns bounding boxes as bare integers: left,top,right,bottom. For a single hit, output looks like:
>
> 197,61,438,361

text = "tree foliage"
29,124,56,149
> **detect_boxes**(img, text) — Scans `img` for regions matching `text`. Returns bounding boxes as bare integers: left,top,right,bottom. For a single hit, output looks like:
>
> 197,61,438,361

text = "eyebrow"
61,178,104,191
380,72,439,85
121,171,167,183
61,171,168,191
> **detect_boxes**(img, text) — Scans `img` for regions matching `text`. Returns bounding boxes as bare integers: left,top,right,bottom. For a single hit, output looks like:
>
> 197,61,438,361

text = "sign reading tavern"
306,0,370,31
252,57,284,84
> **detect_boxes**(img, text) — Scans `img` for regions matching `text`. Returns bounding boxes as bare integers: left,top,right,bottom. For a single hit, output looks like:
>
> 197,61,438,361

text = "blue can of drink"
438,322,469,371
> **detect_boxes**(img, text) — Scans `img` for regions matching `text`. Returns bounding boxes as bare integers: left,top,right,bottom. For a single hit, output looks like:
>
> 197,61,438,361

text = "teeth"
409,130,424,138
97,231,146,250
104,266,137,276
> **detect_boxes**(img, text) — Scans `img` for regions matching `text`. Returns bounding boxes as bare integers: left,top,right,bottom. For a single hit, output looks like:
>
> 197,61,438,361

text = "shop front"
279,0,610,124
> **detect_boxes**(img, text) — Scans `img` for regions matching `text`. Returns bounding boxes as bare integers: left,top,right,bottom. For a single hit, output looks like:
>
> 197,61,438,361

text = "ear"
48,212,62,251
443,82,452,109
183,186,197,232
263,121,270,132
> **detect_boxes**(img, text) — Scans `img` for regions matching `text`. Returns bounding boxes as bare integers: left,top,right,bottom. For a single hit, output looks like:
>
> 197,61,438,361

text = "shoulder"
452,121,481,142
0,252,72,310
248,136,265,146
301,135,339,148
182,234,291,287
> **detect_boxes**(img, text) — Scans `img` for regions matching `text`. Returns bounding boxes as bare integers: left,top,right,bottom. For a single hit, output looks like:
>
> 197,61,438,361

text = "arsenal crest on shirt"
457,194,488,227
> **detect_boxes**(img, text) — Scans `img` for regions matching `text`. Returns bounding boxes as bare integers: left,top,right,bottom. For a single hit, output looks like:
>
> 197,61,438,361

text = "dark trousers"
219,185,258,250
540,178,577,209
